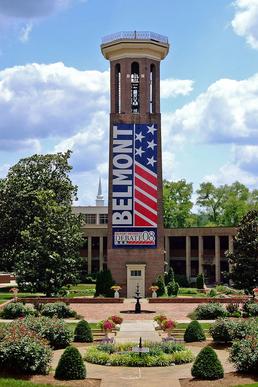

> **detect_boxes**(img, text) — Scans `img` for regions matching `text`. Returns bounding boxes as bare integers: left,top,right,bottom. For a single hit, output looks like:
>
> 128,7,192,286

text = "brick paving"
71,299,198,321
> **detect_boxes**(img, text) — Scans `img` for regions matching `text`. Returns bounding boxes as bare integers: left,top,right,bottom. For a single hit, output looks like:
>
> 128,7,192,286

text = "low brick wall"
0,274,11,284
148,297,253,303
0,298,14,309
17,297,124,304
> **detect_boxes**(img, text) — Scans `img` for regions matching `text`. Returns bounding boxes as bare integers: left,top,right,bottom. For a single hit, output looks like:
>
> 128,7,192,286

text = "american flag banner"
112,123,158,248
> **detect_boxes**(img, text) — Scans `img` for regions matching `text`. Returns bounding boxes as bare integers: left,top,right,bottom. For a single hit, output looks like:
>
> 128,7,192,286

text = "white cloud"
19,22,33,43
160,78,194,98
164,74,258,146
232,0,258,49
0,62,109,150
204,163,257,187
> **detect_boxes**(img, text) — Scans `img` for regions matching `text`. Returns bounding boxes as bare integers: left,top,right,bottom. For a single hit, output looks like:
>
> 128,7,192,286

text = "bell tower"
101,31,169,297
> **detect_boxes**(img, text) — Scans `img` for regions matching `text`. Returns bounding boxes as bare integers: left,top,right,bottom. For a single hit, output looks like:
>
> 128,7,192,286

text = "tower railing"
102,31,168,45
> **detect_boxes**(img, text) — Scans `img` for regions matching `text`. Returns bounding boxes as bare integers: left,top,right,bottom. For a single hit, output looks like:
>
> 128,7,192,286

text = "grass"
233,384,258,387
176,322,212,330
0,378,66,387
65,321,99,334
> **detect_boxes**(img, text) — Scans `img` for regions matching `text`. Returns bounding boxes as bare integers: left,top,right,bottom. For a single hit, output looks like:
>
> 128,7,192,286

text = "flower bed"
84,342,194,367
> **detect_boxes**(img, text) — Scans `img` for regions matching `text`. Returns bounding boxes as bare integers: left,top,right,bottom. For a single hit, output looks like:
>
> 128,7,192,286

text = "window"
131,62,140,113
115,63,121,113
150,64,156,113
99,213,108,224
83,214,96,224
131,270,142,277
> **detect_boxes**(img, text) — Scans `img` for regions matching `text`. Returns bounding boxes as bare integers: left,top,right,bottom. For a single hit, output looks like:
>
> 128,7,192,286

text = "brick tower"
101,31,169,297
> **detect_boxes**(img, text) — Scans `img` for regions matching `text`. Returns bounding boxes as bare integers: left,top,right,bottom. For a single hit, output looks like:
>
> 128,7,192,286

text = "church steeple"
96,177,104,206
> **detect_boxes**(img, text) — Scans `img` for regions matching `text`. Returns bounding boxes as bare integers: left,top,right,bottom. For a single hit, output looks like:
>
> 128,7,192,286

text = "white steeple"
96,176,104,206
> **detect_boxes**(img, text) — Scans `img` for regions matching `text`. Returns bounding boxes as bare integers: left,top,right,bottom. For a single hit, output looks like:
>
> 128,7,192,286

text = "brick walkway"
71,299,198,321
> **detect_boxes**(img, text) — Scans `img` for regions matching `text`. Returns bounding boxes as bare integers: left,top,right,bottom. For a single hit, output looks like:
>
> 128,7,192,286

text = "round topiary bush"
0,302,36,319
41,302,76,318
55,346,86,380
74,320,93,343
191,346,224,380
184,321,206,342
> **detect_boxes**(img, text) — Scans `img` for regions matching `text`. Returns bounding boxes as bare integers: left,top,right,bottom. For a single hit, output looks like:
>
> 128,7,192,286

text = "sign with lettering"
112,123,158,248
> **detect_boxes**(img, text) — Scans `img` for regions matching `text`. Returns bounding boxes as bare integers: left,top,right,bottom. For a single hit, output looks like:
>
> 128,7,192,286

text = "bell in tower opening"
101,31,169,297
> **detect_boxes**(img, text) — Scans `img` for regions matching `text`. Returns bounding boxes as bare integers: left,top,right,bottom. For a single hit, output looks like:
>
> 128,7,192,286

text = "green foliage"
196,274,204,289
226,303,240,314
95,269,115,297
0,152,83,296
155,275,165,297
208,289,217,297
163,179,194,228
230,335,258,373
0,323,52,375
74,320,93,343
194,303,227,319
85,342,194,367
23,316,72,349
0,302,36,319
210,318,257,343
167,281,179,296
174,274,189,287
227,210,258,293
55,346,86,380
164,267,174,286
41,302,76,318
184,320,206,342
242,300,258,317
191,346,224,380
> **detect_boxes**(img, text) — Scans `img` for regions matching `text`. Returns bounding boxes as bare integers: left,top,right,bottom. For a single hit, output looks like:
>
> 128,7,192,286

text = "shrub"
155,275,166,297
184,321,206,342
167,281,179,296
95,269,115,297
226,303,240,314
194,303,227,319
55,346,86,380
208,289,217,297
41,302,76,318
191,346,224,380
209,318,236,343
0,323,52,374
164,267,174,286
154,314,167,328
0,302,36,319
24,316,72,349
230,335,258,373
242,300,258,317
196,274,204,289
74,320,93,343
232,319,257,340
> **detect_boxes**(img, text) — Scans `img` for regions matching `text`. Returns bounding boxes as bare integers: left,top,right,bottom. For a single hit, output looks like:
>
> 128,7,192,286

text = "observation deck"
101,31,169,61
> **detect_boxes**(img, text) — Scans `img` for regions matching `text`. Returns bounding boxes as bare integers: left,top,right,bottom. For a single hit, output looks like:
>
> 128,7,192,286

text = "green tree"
163,179,194,228
95,270,115,297
196,182,226,225
226,209,258,293
0,152,83,296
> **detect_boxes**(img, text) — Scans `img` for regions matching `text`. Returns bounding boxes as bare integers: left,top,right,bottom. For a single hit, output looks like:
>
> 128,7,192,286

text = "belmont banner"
112,123,158,248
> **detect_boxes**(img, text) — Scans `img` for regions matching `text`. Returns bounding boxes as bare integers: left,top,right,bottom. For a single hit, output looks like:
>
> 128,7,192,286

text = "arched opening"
131,62,140,113
150,64,156,113
115,63,121,113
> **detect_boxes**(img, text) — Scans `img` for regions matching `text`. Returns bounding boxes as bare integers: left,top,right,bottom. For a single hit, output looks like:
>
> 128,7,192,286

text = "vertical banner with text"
112,123,158,248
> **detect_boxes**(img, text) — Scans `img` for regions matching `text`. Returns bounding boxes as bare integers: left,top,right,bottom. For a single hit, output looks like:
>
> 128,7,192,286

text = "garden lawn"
65,322,99,334
176,322,212,330
0,378,66,387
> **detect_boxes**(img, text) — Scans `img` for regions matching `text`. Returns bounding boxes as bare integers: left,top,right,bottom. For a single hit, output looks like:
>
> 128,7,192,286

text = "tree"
0,152,83,296
163,179,194,228
95,270,115,297
196,182,226,225
226,209,258,293
164,267,174,286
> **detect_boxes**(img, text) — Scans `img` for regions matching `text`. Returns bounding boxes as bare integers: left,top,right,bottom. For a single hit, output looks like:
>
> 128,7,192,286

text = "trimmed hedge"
0,302,36,319
210,318,257,343
194,303,227,319
74,320,93,343
184,321,206,342
41,302,76,318
55,346,86,380
191,346,224,380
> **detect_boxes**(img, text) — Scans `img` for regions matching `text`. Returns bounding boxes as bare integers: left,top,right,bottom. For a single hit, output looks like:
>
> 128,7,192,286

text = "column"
228,235,234,283
186,236,191,280
215,235,221,283
198,236,203,274
165,236,170,267
87,236,92,274
99,236,104,271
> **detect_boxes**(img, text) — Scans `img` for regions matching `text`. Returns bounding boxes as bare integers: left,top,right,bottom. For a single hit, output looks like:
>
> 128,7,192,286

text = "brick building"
73,32,236,297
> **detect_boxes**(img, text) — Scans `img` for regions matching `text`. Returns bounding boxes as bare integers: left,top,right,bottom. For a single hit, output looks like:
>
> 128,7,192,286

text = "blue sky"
0,0,257,204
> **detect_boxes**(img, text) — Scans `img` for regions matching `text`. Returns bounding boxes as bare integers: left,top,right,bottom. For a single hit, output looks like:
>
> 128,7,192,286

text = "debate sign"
112,123,158,248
